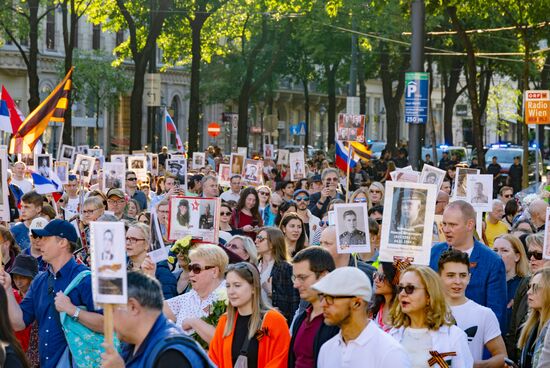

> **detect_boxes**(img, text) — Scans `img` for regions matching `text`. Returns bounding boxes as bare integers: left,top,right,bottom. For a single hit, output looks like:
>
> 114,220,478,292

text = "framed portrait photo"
73,154,95,184
192,152,206,170
544,208,550,260
453,167,480,200
289,151,305,181
242,159,263,185
90,221,128,305
35,154,53,179
103,162,126,192
334,203,370,254
167,196,220,243
54,161,69,184
59,144,76,164
128,156,147,182
230,153,245,176
379,181,437,265
263,144,274,160
390,169,420,183
420,164,446,190
218,164,231,187
466,174,493,212
277,149,289,165
165,158,187,189
110,154,127,167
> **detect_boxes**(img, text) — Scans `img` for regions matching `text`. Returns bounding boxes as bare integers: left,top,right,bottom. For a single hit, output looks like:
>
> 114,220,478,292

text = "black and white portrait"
334,203,370,254
111,154,127,167
103,162,126,191
277,149,289,165
289,151,305,181
73,154,95,184
466,174,493,212
55,161,69,184
390,170,420,183
35,154,52,179
192,152,206,170
76,145,89,155
88,148,103,158
128,156,147,182
454,167,480,199
166,158,187,187
59,145,75,164
420,164,446,190
263,144,274,160
243,159,263,185
90,222,127,304
379,181,437,266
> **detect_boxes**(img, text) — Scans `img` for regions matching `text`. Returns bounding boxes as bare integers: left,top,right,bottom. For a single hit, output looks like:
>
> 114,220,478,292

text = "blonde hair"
350,188,371,207
223,262,269,339
260,227,289,263
189,244,228,280
526,232,544,250
368,182,385,208
390,265,455,330
518,267,550,349
496,234,529,277
128,223,151,243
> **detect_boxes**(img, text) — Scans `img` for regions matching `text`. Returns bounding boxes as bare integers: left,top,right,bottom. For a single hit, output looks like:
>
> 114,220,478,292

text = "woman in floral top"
163,244,228,344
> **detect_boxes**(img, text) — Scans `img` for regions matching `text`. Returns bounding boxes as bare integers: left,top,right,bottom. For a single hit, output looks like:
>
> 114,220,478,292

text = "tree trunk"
357,50,367,116
95,93,101,143
187,14,208,156
521,43,530,188
129,61,147,151
325,63,338,151
442,59,464,145
27,0,41,111
303,77,309,155
61,0,78,145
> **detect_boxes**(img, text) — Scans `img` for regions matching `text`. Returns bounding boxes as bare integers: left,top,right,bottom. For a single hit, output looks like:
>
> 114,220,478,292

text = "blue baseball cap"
293,189,309,198
31,219,78,243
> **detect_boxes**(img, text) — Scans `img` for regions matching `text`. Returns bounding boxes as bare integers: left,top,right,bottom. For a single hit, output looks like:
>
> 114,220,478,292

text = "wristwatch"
72,307,81,322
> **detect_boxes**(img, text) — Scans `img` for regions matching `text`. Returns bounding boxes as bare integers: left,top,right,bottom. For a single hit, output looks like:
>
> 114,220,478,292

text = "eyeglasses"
270,203,279,209
256,235,267,242
220,211,232,216
318,294,355,305
108,200,125,205
295,196,309,202
503,194,513,199
258,191,270,196
527,251,543,261
291,273,314,283
125,237,145,244
397,284,425,295
353,198,367,203
225,243,242,251
373,272,386,282
187,263,216,274
369,190,381,194
528,283,541,294
82,209,99,215
127,177,137,181
325,178,338,182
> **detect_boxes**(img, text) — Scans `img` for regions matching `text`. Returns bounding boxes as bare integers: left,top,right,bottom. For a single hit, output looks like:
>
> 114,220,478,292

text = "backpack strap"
145,335,214,368
64,270,91,295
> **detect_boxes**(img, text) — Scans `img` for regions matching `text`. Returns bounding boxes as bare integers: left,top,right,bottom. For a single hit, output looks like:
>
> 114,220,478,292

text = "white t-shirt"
219,190,241,203
401,328,432,368
11,178,33,194
318,321,411,368
450,299,501,361
66,197,80,214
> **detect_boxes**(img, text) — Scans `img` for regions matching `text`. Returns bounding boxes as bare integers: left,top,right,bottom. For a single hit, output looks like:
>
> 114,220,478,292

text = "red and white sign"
207,122,221,137
525,90,550,124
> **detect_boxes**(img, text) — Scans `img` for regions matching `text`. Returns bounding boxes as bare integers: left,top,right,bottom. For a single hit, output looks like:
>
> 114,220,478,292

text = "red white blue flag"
165,107,184,152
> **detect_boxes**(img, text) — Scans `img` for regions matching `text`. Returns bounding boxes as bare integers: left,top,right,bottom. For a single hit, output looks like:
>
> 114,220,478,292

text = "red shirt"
293,306,324,368
230,210,260,240
13,289,31,351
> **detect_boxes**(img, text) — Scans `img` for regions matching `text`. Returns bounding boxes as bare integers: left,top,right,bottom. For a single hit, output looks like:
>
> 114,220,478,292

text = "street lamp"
319,104,327,151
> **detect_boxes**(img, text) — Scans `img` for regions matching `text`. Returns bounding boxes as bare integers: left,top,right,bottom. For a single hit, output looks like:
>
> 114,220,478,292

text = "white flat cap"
311,266,372,301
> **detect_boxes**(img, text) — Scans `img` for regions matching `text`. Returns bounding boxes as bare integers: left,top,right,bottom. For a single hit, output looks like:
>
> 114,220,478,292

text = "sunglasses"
528,283,541,294
295,196,309,202
127,177,137,181
270,203,279,209
225,243,241,251
318,294,355,305
373,271,386,282
353,198,368,203
376,219,383,224
319,220,329,227
256,235,267,242
187,263,216,274
397,284,425,295
258,191,270,196
220,211,232,216
527,251,543,261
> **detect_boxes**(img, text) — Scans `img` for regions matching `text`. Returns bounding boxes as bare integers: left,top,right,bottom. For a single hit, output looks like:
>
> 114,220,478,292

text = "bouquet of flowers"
167,235,193,270
193,288,228,349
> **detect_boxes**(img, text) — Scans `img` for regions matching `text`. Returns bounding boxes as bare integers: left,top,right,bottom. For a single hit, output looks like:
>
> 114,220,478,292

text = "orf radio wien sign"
525,90,550,124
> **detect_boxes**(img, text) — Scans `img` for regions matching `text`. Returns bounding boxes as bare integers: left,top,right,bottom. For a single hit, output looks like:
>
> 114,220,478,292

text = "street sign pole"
524,90,550,184
408,0,425,171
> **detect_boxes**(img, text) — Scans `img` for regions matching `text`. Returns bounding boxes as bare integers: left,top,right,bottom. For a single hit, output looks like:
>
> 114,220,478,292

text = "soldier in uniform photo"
199,203,214,230
424,172,438,185
338,209,366,245
245,165,258,181
471,182,488,204
390,188,426,246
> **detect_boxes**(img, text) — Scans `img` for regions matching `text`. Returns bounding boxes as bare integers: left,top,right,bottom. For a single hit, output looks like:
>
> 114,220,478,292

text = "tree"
69,50,132,144
88,0,171,151
0,0,55,111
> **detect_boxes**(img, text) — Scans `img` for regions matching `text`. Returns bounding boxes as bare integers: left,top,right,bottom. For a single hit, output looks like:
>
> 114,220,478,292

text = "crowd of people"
0,144,548,368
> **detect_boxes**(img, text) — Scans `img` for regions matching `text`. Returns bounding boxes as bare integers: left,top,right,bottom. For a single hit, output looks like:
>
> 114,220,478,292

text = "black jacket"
505,276,530,361
271,261,301,324
288,304,339,368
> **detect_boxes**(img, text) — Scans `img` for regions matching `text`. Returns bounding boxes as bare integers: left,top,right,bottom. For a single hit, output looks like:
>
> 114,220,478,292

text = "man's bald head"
445,200,476,222
529,199,549,228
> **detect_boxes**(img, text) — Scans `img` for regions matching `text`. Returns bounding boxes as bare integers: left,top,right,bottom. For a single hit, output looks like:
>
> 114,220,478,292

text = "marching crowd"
0,145,548,368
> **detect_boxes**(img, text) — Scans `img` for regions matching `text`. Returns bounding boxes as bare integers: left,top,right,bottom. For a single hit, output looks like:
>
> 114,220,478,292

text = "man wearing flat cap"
338,210,366,246
390,188,426,247
313,267,411,367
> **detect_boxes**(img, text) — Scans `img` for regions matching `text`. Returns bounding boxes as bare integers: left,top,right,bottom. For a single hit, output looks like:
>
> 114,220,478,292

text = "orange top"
208,309,290,368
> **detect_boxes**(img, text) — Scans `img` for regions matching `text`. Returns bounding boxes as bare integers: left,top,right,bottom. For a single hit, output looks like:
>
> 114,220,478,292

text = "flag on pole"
0,86,24,134
349,141,372,162
31,172,62,194
165,107,184,152
9,67,74,154
335,141,359,172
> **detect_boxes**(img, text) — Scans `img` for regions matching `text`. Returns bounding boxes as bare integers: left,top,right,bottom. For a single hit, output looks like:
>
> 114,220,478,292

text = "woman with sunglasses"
389,265,473,367
506,233,550,360
350,188,371,206
255,227,300,324
224,235,258,265
369,262,399,332
279,212,307,257
368,182,385,208
256,185,271,214
209,262,291,367
219,202,235,243
230,187,263,240
262,193,283,227
125,223,177,299
517,267,550,368
274,200,297,227
164,244,229,344
493,234,529,336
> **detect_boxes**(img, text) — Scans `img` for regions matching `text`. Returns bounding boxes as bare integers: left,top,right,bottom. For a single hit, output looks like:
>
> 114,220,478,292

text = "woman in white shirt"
163,244,228,344
389,265,473,368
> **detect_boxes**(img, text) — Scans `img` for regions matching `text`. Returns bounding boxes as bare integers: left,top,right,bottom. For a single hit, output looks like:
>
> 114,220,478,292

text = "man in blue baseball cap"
0,219,103,368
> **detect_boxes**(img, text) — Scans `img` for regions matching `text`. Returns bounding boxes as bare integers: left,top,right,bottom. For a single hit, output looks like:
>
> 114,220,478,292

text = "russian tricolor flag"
165,108,184,152
0,86,24,134
335,141,359,172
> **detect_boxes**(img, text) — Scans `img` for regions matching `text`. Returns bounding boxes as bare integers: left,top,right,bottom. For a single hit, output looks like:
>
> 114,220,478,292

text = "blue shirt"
22,247,48,273
131,190,148,212
19,258,96,368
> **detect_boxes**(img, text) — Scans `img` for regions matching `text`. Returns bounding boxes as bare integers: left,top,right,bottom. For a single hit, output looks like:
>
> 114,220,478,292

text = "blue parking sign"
404,72,429,124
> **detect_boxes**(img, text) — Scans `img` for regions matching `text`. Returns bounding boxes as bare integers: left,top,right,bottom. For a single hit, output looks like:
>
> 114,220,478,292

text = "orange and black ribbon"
428,350,456,368
392,256,414,285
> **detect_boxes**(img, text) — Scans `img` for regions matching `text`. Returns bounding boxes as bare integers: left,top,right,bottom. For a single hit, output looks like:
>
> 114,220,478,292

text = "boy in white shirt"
437,248,508,367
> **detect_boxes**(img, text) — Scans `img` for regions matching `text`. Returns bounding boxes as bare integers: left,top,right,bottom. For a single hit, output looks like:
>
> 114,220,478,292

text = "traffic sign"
524,90,550,124
404,72,429,124
298,121,306,136
207,122,221,137
144,73,161,107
